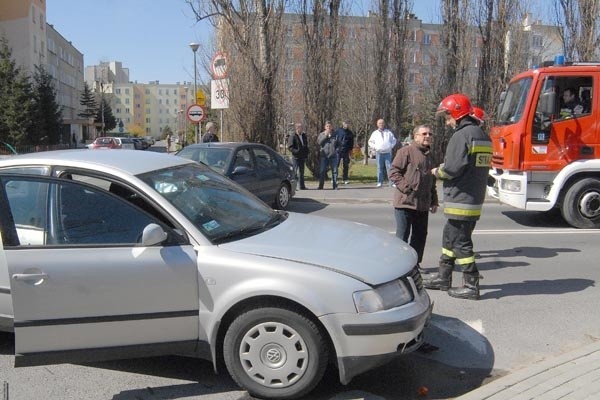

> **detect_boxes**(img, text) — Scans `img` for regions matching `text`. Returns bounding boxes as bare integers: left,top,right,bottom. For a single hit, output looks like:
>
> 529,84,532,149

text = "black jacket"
288,132,309,159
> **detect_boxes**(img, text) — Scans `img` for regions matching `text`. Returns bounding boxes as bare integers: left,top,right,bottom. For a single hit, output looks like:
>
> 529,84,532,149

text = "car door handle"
12,272,48,282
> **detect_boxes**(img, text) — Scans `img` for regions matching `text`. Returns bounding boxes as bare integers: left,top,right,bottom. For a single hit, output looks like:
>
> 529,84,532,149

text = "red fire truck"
487,57,600,228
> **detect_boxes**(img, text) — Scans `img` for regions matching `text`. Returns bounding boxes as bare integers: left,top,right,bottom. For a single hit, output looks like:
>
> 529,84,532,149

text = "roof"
0,149,192,176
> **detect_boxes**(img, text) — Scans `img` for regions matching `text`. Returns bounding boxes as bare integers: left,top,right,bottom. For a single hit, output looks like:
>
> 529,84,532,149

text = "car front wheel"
274,183,291,209
223,306,328,399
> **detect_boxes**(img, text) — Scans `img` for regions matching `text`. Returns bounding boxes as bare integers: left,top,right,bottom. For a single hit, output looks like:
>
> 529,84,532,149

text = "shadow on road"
480,278,594,300
287,198,329,213
501,209,570,228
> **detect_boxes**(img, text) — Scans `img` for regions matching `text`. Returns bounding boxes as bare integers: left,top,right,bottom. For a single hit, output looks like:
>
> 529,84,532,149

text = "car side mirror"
141,223,168,246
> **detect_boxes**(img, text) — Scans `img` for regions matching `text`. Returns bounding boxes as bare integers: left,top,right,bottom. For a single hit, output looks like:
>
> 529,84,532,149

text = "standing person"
202,122,219,143
368,119,397,187
287,122,309,190
389,125,438,272
166,134,171,152
335,121,354,185
317,121,339,190
423,94,492,300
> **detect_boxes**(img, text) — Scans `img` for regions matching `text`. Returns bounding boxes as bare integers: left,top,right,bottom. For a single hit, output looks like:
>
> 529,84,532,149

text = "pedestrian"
166,134,171,152
389,124,438,273
335,121,354,185
317,121,339,190
423,94,492,300
287,122,309,190
368,119,397,187
202,122,219,143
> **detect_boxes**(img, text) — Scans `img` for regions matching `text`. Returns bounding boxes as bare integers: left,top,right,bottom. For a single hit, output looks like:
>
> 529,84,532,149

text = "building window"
32,6,36,23
146,118,151,123
116,88,121,94
116,108,121,113
146,108,150,114
125,98,130,104
125,108,130,113
125,88,130,94
145,89,150,94
423,34,431,45
410,30,417,41
532,35,543,48
408,73,417,84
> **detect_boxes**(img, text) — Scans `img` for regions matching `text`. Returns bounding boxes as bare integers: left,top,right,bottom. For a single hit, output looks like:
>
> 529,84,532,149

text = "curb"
455,340,600,400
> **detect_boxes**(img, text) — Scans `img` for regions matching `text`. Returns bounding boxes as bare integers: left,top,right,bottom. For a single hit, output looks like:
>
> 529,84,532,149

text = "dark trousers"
395,208,429,264
319,156,339,189
440,219,478,274
337,151,351,181
293,157,306,189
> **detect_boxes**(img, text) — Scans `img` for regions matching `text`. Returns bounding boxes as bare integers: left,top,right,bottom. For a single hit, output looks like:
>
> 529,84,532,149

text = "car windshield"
176,147,232,173
138,163,284,244
496,77,532,125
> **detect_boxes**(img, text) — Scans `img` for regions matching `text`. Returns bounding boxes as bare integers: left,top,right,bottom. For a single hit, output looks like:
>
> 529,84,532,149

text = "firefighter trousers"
440,219,478,274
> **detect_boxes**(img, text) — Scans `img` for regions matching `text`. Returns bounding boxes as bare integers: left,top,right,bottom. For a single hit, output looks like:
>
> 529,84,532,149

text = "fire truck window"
556,77,593,120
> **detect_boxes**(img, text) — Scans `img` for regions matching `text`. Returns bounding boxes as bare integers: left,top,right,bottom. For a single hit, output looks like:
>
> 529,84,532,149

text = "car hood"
218,212,417,285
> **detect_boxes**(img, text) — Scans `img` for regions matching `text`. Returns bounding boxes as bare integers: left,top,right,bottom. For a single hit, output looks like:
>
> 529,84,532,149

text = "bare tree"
187,0,285,148
554,0,600,61
295,0,344,173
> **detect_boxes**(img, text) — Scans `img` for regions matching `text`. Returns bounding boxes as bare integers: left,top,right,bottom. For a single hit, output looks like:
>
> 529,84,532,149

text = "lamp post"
189,42,200,144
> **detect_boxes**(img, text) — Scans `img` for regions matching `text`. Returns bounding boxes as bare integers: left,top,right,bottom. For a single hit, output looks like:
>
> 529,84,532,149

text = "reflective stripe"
442,247,455,257
438,168,449,179
444,207,482,217
456,256,476,265
469,141,492,155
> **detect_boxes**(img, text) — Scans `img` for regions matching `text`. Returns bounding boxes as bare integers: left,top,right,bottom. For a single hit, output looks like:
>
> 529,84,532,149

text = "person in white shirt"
368,119,397,187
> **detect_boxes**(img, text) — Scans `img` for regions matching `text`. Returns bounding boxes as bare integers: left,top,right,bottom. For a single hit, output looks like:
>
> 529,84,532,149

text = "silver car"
0,150,431,399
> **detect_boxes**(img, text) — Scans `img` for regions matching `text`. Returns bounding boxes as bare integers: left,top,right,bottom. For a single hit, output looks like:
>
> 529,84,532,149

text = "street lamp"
189,42,200,144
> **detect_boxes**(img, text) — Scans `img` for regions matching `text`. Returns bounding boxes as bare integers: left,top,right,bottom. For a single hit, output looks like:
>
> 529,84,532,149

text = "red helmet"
436,94,473,120
472,106,485,122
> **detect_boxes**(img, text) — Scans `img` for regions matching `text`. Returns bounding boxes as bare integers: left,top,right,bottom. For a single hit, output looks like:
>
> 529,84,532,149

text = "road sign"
196,89,206,106
211,79,229,109
211,52,228,79
186,104,206,123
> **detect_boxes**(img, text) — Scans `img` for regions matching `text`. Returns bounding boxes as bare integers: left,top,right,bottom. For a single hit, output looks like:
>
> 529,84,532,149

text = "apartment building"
0,0,86,144
85,61,197,140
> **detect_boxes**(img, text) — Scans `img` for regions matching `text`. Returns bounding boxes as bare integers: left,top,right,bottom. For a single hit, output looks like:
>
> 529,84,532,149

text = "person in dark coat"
202,122,219,143
335,121,355,185
287,123,309,190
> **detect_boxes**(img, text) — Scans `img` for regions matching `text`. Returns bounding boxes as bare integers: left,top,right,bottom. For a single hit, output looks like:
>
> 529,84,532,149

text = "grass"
305,159,378,183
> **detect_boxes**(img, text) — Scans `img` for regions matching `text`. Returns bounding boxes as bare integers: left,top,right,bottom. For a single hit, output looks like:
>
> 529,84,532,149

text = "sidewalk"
292,182,396,204
455,340,600,400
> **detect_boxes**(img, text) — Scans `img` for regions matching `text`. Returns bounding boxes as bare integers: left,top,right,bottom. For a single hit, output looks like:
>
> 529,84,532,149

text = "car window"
253,148,278,170
233,149,254,169
1,176,166,247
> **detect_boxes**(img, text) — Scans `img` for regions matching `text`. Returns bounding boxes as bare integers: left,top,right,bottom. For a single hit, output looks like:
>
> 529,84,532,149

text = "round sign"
211,52,228,79
186,104,206,123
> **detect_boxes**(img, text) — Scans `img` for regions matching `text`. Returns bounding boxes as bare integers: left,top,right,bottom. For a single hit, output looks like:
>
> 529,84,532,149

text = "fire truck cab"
488,58,600,228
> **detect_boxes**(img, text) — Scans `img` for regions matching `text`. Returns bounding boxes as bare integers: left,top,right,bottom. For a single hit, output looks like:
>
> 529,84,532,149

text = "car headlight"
500,178,521,192
353,280,414,313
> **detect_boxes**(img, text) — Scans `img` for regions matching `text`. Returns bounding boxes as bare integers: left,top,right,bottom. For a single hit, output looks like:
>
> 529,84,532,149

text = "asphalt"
292,181,600,400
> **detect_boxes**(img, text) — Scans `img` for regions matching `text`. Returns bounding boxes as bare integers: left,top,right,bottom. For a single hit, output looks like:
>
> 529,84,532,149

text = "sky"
46,0,543,86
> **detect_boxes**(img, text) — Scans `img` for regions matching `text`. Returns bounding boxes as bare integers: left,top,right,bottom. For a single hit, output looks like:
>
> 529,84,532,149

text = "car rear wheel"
274,183,291,209
223,306,328,399
561,178,600,228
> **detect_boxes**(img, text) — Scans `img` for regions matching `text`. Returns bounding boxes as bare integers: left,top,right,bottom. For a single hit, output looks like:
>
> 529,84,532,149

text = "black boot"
423,263,453,291
448,273,480,300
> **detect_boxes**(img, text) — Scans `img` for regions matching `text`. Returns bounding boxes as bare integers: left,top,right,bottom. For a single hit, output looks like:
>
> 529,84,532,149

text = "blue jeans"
319,156,339,189
376,152,392,185
395,208,429,264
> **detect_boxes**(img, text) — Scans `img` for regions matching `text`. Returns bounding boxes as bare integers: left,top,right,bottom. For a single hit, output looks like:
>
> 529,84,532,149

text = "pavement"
292,181,600,400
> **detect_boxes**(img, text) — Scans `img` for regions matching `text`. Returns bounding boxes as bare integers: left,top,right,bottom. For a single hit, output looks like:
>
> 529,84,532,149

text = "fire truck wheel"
561,178,600,229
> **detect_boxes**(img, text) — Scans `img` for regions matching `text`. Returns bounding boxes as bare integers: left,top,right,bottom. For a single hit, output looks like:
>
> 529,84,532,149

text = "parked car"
144,136,155,145
0,149,431,400
176,142,296,209
131,137,149,150
88,136,121,149
115,137,136,150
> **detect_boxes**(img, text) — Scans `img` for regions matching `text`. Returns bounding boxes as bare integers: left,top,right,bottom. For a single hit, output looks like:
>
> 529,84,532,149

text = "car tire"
561,178,600,228
223,306,328,400
274,183,291,209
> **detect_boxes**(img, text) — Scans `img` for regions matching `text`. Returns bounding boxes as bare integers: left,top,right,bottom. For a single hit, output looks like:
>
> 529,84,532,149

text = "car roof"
0,149,192,176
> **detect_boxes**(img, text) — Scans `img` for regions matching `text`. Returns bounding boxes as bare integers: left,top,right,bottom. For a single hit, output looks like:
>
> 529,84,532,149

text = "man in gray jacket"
317,121,339,190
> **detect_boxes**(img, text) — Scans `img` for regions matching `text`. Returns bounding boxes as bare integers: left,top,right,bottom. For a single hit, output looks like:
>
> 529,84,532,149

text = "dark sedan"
176,142,296,209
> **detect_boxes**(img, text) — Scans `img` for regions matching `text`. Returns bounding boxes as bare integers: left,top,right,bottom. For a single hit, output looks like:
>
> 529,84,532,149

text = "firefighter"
423,94,492,300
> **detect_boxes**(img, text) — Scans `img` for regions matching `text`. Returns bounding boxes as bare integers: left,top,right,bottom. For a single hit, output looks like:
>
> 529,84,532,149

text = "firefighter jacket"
389,143,438,212
434,117,492,221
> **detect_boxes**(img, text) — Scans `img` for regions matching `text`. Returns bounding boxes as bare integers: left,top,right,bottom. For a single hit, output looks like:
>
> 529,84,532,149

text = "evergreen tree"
96,97,116,134
0,36,34,147
78,82,97,141
78,81,97,119
31,65,63,145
